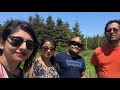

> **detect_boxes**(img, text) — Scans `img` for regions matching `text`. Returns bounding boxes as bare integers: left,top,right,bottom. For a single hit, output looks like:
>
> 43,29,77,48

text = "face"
69,37,82,54
1,29,34,62
105,22,120,42
41,41,55,58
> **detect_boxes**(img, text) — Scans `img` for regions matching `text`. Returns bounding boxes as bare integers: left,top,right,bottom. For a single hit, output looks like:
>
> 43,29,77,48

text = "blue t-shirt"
55,52,86,78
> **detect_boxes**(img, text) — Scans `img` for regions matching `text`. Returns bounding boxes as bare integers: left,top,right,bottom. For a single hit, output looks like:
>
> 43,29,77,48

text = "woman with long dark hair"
0,20,39,78
27,38,59,78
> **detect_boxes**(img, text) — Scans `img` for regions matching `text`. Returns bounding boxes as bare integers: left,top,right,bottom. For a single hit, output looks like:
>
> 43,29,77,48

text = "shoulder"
33,58,40,64
77,55,85,62
0,63,8,78
55,52,67,56
93,45,105,54
78,55,83,59
92,45,107,56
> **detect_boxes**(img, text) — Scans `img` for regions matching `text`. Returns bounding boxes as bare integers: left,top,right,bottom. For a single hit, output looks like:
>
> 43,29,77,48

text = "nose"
110,29,114,33
47,49,51,52
108,29,115,34
19,42,27,50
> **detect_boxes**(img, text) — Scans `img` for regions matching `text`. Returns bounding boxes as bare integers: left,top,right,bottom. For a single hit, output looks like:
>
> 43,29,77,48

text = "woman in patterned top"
27,38,59,78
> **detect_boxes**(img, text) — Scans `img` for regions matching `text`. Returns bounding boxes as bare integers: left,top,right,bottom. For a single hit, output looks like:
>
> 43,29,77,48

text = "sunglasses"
8,36,37,50
69,41,83,48
42,46,55,52
105,28,120,33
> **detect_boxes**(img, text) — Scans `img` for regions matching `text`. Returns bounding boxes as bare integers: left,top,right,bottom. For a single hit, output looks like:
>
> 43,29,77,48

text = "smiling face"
69,37,82,54
1,29,33,63
105,22,120,42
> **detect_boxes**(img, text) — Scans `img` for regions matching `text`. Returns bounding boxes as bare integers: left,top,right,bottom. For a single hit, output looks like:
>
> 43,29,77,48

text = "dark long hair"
39,38,56,65
40,38,61,74
1,20,39,73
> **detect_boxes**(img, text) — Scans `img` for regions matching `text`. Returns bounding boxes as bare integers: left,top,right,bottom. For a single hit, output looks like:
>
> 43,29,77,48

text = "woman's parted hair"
39,37,56,65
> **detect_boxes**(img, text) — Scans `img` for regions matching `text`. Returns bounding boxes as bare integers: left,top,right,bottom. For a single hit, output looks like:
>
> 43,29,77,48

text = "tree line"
0,13,106,52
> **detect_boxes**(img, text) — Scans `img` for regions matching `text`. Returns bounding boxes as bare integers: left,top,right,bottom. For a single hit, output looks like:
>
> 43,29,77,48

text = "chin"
16,58,27,62
44,55,51,58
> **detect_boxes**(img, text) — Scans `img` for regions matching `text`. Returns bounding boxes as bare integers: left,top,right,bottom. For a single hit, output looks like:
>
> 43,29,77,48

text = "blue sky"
0,12,120,37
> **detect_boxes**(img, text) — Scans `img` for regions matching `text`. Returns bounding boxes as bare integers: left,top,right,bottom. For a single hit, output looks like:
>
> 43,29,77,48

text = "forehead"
43,41,54,47
108,22,120,28
10,29,32,40
71,37,81,43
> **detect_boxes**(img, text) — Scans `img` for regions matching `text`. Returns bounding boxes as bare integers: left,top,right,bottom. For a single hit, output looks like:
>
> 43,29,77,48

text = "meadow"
81,50,96,78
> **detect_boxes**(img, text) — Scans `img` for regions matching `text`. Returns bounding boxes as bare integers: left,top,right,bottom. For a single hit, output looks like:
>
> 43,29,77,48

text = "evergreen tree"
56,18,63,26
46,16,55,30
72,21,84,44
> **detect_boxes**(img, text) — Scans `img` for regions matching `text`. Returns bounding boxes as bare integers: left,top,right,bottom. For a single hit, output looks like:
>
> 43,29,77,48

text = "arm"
81,71,86,78
91,50,99,78
94,65,99,78
28,63,34,78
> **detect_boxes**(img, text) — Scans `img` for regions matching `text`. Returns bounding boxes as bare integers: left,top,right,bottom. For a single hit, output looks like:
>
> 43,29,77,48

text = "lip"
110,35,115,38
15,52,26,56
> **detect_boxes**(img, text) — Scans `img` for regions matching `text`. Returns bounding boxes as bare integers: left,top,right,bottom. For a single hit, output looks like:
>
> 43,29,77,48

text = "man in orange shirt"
91,19,120,78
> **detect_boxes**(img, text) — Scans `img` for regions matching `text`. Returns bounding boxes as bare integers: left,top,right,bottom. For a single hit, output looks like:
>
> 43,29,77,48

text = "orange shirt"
91,45,120,78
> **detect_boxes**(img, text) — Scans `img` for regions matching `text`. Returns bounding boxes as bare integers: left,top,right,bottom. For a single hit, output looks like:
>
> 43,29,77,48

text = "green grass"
81,50,97,78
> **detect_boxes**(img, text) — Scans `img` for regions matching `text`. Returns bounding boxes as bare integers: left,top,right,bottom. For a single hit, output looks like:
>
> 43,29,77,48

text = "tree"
56,18,63,26
46,16,55,30
72,21,84,43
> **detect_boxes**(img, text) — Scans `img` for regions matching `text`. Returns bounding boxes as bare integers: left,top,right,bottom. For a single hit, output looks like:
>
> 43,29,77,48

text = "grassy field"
81,50,97,78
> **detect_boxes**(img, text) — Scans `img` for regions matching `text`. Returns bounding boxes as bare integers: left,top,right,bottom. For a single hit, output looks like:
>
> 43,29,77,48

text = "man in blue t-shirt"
55,36,86,78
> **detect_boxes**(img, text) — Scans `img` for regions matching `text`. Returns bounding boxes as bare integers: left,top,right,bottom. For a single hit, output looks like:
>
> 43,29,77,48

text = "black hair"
40,37,62,74
39,37,56,65
1,20,39,73
105,19,120,31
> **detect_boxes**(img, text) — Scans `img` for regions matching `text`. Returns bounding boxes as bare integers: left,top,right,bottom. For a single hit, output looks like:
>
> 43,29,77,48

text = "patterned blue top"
32,59,59,78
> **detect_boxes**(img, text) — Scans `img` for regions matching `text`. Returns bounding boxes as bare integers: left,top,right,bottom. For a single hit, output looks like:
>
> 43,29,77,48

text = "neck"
38,56,52,67
67,50,78,57
107,40,120,48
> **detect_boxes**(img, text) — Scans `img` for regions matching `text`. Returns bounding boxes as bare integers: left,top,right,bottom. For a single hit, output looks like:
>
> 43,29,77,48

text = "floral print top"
32,59,59,78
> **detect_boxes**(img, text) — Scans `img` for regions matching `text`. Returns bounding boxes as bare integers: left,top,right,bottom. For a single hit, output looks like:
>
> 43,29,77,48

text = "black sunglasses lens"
26,40,35,50
42,47,48,51
105,28,119,32
69,41,82,48
42,46,55,52
9,36,36,50
10,37,23,47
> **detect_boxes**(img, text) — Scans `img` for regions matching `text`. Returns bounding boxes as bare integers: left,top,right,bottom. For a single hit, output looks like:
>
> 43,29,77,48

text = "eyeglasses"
7,36,37,50
69,41,83,48
105,28,120,33
42,46,55,52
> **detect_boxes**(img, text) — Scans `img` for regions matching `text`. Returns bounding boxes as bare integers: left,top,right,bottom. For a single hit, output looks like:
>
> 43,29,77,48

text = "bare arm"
28,63,34,78
81,71,86,78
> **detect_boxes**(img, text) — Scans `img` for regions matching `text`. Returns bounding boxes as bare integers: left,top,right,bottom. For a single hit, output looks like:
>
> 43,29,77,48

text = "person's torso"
94,45,120,78
0,62,23,78
55,52,86,78
33,59,59,78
